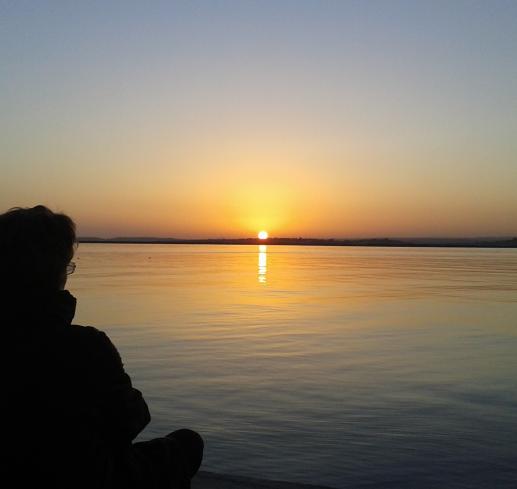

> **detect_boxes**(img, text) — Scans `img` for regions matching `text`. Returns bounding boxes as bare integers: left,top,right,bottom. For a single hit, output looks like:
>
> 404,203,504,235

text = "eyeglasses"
66,261,76,275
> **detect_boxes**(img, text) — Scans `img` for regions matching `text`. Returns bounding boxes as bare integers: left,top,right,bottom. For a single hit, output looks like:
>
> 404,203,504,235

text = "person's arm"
88,329,151,444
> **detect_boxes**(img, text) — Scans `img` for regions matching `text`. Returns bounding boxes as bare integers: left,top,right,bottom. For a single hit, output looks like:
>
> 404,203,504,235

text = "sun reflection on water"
258,244,267,283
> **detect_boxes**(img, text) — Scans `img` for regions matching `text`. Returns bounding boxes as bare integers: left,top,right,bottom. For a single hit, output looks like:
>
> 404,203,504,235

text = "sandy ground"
193,471,333,489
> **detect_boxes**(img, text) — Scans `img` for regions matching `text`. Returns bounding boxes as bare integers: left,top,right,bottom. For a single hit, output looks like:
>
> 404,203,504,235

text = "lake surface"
71,244,517,488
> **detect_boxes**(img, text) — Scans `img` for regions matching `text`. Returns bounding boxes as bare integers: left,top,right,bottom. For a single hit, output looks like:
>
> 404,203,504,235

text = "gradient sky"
2,1,516,238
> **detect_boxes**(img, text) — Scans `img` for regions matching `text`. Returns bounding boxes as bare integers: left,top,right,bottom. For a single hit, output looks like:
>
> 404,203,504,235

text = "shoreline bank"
78,237,517,249
194,471,335,489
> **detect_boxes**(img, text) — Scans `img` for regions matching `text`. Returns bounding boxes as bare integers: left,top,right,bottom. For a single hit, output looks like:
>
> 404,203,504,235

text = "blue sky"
2,1,516,237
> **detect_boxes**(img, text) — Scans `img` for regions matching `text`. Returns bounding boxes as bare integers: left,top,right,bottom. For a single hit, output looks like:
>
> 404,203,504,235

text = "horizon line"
76,236,517,249
78,235,517,241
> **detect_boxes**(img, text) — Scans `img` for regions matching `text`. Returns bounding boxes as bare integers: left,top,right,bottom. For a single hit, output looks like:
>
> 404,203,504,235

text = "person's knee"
166,429,204,478
167,429,203,451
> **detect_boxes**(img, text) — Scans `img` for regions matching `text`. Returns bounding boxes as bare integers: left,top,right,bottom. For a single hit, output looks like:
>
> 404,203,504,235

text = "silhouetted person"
1,205,203,489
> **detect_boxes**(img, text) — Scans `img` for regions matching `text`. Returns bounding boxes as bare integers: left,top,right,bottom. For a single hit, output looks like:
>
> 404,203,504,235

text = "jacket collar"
3,289,77,327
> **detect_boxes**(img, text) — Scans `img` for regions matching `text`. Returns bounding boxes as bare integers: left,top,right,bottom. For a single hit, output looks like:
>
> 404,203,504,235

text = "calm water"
71,244,517,488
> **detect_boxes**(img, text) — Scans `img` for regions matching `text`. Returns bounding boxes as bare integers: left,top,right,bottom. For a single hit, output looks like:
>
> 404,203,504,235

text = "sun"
258,230,269,240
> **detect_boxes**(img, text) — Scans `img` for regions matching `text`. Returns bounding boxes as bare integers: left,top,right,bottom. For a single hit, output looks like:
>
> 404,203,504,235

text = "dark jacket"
2,290,151,489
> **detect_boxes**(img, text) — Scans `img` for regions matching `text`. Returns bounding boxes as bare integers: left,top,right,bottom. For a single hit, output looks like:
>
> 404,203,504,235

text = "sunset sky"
2,1,516,238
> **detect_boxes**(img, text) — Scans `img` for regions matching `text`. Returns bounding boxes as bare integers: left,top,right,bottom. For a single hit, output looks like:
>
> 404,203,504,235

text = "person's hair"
0,205,76,293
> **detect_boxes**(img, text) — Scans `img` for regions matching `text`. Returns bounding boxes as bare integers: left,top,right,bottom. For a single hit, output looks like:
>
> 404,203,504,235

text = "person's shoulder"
67,323,107,340
66,324,114,351
68,324,123,365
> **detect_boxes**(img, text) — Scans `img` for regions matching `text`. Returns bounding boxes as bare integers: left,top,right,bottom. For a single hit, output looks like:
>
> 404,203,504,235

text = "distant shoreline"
78,237,517,248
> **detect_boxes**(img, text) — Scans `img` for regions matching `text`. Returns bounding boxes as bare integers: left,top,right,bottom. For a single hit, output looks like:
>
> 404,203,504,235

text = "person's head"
0,205,76,294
